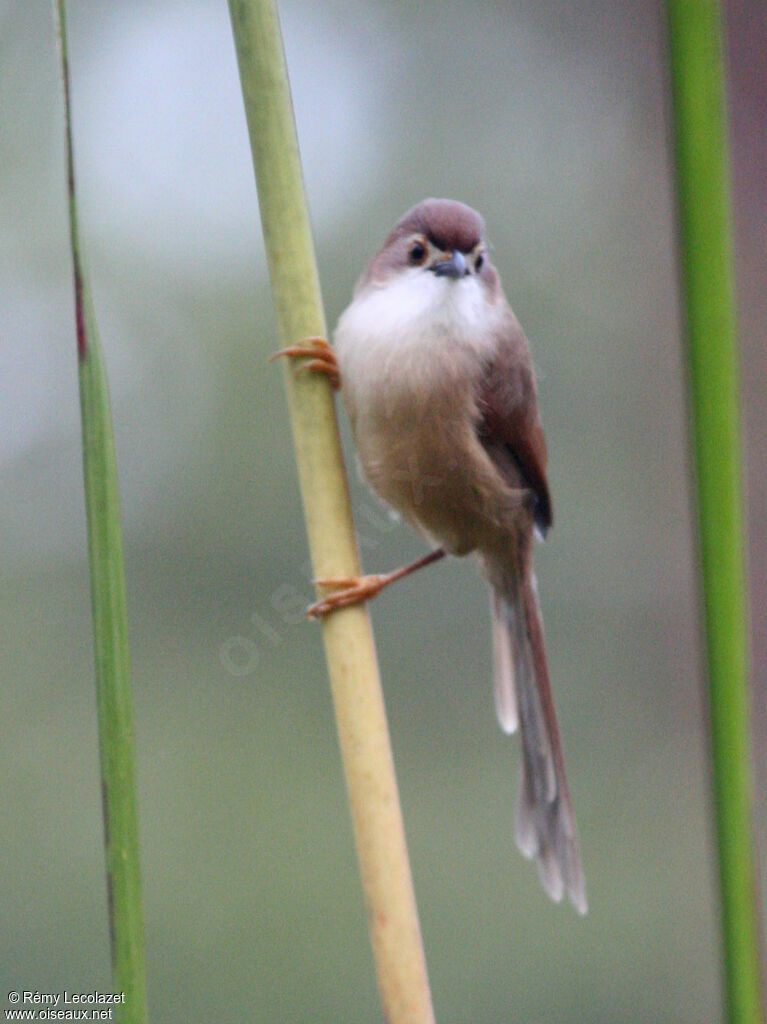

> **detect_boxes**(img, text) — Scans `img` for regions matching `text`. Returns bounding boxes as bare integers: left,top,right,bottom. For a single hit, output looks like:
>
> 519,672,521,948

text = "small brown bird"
278,198,586,913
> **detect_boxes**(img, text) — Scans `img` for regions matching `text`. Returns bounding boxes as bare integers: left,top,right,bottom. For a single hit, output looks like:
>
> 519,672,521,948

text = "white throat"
337,269,496,358
334,267,503,420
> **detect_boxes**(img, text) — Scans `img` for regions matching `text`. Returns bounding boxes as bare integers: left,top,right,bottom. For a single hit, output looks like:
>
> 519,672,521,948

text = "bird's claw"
307,574,388,618
269,335,341,390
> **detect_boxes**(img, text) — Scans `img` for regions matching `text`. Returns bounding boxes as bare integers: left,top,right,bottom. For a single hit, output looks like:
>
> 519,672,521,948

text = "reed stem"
666,1,764,1019
228,1,436,1020
54,4,147,1019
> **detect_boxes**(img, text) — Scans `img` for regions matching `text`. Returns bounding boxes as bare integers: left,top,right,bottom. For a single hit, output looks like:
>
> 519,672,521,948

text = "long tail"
490,563,587,914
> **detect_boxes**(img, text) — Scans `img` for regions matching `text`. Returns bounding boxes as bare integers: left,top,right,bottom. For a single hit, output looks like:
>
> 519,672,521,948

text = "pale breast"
334,273,511,553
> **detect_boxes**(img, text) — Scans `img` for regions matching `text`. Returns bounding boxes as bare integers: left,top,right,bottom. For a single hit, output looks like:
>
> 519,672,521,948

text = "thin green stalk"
227,2,435,1020
665,2,764,1021
54,4,147,1020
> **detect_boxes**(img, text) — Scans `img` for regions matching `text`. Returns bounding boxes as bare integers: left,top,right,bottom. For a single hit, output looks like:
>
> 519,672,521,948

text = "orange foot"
269,335,340,390
307,574,393,618
307,549,447,618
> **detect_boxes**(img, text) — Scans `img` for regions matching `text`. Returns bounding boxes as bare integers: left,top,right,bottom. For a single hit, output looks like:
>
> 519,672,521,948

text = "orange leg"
269,335,340,390
308,548,446,618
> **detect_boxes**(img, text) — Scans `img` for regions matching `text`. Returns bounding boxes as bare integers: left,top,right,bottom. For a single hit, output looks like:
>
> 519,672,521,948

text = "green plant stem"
54,3,147,1020
227,2,435,1021
665,1,764,1021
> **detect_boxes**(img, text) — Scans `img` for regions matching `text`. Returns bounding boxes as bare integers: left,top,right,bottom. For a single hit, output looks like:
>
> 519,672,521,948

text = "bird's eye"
408,241,427,265
475,252,485,271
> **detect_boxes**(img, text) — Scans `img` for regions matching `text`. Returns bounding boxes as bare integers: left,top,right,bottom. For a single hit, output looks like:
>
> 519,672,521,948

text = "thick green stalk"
54,4,147,1020
227,2,435,1021
665,2,764,1021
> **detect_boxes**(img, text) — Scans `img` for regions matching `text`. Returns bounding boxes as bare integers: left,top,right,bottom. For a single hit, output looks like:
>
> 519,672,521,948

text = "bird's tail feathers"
489,563,587,914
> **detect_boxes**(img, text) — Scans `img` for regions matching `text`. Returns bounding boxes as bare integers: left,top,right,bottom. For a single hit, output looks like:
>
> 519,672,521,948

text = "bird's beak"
431,250,468,278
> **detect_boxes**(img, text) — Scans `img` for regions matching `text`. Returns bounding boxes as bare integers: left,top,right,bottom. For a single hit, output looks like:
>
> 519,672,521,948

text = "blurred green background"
2,1,765,1021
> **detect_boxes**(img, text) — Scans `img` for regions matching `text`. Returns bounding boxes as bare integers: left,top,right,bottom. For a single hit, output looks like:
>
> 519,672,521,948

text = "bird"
273,198,586,913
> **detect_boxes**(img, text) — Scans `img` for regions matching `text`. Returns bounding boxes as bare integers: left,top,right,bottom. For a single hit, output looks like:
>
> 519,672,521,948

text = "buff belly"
343,369,518,557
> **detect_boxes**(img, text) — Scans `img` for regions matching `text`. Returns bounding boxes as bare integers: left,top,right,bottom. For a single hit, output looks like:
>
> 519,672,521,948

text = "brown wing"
477,326,552,535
